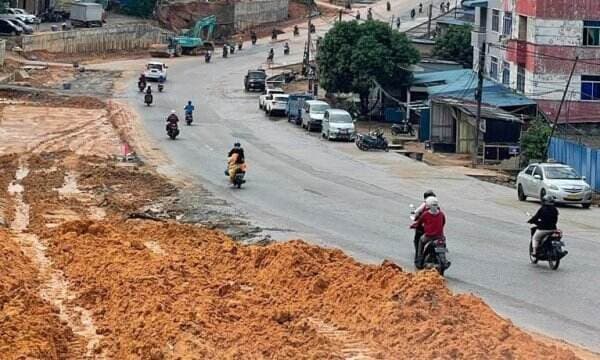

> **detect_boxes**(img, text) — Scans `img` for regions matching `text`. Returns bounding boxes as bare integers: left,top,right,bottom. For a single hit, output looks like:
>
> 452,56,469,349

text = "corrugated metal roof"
433,97,524,123
412,70,536,107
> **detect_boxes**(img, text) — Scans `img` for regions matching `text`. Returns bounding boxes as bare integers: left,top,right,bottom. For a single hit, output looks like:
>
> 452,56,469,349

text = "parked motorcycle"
355,129,389,151
185,112,193,126
410,205,451,275
391,121,415,136
166,123,179,140
144,93,153,106
528,221,567,270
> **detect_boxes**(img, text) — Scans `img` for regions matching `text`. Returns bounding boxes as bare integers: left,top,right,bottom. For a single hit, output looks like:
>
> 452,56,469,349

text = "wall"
0,40,5,67
21,23,168,54
234,0,288,30
549,137,600,191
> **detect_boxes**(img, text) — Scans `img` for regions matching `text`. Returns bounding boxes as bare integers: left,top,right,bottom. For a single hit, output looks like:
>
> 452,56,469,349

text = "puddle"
8,163,105,358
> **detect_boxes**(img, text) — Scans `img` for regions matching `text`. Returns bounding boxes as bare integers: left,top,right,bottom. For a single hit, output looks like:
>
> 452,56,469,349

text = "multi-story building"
471,0,600,128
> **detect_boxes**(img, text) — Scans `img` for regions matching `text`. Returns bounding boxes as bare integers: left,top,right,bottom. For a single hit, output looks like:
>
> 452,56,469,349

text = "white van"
301,100,330,131
321,109,356,141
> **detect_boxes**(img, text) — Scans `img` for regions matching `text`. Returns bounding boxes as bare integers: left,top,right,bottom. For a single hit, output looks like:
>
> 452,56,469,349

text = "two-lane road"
119,29,600,351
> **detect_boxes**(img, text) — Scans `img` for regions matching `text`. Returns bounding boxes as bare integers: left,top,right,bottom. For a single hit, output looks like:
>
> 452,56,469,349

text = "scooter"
225,168,246,189
283,45,290,55
185,112,193,126
166,123,179,140
355,129,388,151
251,36,257,45
391,121,415,136
230,44,235,54
293,26,299,36
205,51,212,63
138,81,146,92
144,93,153,106
409,205,451,276
527,213,568,270
223,46,229,58
158,83,164,92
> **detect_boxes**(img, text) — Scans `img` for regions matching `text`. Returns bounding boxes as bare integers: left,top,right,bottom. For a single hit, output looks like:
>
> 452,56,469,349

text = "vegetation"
521,118,552,162
121,0,157,18
432,24,473,68
318,20,420,116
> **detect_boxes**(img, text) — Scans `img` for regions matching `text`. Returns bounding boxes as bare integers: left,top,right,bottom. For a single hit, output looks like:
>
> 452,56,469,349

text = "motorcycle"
138,80,146,92
185,112,193,126
410,205,451,275
391,121,415,136
355,129,389,151
166,123,179,140
158,83,164,92
223,46,229,58
230,44,235,54
205,51,212,63
144,93,153,106
238,42,243,50
283,45,290,55
528,222,568,270
251,36,257,45
293,26,299,36
271,30,278,40
224,168,246,189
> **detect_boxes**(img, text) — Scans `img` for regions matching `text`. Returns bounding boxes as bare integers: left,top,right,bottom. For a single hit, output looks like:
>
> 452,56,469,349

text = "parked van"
301,100,330,132
287,93,314,125
321,109,356,141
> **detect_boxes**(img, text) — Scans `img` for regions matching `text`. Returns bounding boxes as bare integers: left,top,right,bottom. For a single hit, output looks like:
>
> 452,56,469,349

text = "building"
471,0,600,128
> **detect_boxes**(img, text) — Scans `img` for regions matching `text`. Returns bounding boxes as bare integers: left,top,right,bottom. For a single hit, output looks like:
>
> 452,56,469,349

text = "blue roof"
462,0,488,8
412,69,536,107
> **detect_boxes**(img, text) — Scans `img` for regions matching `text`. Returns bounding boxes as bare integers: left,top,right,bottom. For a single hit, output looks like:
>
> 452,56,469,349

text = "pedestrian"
410,8,416,19
419,2,423,14
356,10,361,20
447,1,451,11
440,2,444,11
367,7,373,20
396,16,401,29
386,0,391,11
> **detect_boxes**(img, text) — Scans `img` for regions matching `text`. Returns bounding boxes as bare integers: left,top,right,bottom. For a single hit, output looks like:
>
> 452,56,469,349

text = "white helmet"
426,196,440,214
171,110,176,114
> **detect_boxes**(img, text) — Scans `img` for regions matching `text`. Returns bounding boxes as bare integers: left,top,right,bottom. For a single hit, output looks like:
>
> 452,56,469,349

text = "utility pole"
544,56,579,161
307,17,312,93
472,43,486,167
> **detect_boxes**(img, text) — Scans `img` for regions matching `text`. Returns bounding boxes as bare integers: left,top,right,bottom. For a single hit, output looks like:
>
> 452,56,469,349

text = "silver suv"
516,162,593,208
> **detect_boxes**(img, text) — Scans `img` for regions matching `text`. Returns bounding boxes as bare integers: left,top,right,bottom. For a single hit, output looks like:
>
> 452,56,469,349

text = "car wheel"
518,185,526,201
327,131,331,141
582,203,591,209
540,189,546,202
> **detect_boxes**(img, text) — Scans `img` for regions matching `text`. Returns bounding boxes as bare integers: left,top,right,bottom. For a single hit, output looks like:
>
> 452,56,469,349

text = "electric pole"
472,43,486,167
307,17,312,93
544,56,579,160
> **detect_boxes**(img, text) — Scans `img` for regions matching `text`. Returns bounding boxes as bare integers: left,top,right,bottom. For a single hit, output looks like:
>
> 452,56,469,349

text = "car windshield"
274,96,288,102
545,166,581,180
249,72,265,79
330,113,352,123
311,104,329,113
147,64,163,70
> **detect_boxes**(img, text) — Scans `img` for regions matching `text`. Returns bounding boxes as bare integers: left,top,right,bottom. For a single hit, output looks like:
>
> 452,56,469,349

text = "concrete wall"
234,0,289,30
0,40,5,67
20,23,168,54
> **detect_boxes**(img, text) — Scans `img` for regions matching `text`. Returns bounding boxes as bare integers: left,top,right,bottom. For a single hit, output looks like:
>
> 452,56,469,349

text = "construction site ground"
1,15,599,360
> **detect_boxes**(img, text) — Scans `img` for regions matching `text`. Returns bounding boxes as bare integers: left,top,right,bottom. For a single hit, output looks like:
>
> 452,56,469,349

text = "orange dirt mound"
42,219,577,359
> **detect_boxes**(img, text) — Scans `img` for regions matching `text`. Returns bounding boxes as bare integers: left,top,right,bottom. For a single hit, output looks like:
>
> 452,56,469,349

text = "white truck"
70,2,103,27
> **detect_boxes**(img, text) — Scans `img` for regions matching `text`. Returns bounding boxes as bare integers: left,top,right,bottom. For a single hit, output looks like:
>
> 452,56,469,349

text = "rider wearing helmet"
227,142,247,183
411,190,437,266
413,196,446,269
166,110,179,130
528,195,559,256
184,101,195,116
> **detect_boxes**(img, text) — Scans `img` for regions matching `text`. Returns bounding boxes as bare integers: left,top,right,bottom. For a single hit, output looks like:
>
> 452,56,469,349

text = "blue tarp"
549,137,600,191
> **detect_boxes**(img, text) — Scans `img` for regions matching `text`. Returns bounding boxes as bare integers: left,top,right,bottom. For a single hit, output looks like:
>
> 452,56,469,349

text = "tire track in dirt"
7,159,105,359
306,318,379,359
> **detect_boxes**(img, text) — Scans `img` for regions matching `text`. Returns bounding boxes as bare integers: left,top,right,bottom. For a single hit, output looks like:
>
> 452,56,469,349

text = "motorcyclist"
268,48,274,62
413,196,446,269
367,7,373,20
356,10,360,20
283,42,290,54
166,110,179,131
184,101,195,118
386,1,391,11
227,142,247,183
145,85,152,95
412,190,437,265
293,25,299,36
396,16,401,29
138,73,146,85
528,195,559,256
223,44,229,57
272,28,277,40
251,31,257,44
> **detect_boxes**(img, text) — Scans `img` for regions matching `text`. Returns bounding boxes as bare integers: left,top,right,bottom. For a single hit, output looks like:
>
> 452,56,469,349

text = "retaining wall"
21,23,168,54
234,0,289,30
0,40,5,67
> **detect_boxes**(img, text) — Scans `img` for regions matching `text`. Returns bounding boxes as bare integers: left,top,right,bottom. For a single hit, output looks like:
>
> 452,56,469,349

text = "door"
0,21,10,34
531,166,544,197
521,165,534,195
322,112,329,134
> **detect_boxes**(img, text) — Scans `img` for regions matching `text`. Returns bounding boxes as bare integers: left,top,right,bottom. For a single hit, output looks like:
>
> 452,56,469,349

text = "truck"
70,2,103,27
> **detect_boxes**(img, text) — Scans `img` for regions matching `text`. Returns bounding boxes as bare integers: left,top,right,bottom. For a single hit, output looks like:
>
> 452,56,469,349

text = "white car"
259,88,284,110
301,100,330,131
321,109,355,141
144,61,168,81
265,94,289,116
516,162,593,208
5,8,38,24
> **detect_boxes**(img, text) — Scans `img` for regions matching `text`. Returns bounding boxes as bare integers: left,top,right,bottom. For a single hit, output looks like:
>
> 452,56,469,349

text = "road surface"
117,16,600,353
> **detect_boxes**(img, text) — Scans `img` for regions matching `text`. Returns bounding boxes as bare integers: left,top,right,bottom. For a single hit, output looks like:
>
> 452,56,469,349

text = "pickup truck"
258,88,284,110
244,69,266,92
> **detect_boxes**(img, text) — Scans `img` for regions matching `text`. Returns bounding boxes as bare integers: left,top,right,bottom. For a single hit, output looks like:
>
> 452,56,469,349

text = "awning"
462,0,488,8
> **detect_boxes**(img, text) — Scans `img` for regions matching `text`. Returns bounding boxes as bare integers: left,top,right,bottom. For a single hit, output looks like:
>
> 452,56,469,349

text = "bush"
521,119,551,162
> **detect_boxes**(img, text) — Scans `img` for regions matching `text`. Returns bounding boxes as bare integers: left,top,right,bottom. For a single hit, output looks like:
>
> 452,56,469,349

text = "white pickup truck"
258,88,284,110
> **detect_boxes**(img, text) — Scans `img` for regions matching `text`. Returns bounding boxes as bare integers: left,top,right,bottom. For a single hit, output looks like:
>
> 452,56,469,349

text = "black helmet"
423,190,436,199
234,142,241,148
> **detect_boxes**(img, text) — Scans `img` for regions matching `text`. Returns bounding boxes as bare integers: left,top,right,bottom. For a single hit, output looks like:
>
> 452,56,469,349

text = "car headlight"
583,184,591,191
548,184,559,191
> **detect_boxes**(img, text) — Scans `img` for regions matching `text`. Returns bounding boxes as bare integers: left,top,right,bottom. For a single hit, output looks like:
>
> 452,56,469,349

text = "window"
533,166,543,179
581,75,600,100
525,166,535,176
503,13,513,36
517,65,525,92
492,9,500,32
518,15,528,41
490,57,499,80
502,61,510,85
583,21,600,46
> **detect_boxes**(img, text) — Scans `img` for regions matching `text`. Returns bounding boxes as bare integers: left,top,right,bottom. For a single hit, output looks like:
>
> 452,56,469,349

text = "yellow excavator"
150,15,216,58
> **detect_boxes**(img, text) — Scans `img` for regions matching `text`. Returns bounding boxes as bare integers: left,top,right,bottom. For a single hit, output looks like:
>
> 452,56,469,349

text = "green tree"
122,0,157,18
318,20,420,115
432,24,473,68
521,118,551,162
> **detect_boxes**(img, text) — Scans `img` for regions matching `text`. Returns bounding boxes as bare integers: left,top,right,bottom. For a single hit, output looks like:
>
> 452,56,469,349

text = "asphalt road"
122,23,600,352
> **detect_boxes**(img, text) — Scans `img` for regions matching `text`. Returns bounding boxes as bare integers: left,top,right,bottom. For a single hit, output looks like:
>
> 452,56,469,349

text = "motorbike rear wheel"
436,253,447,276
548,249,560,270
